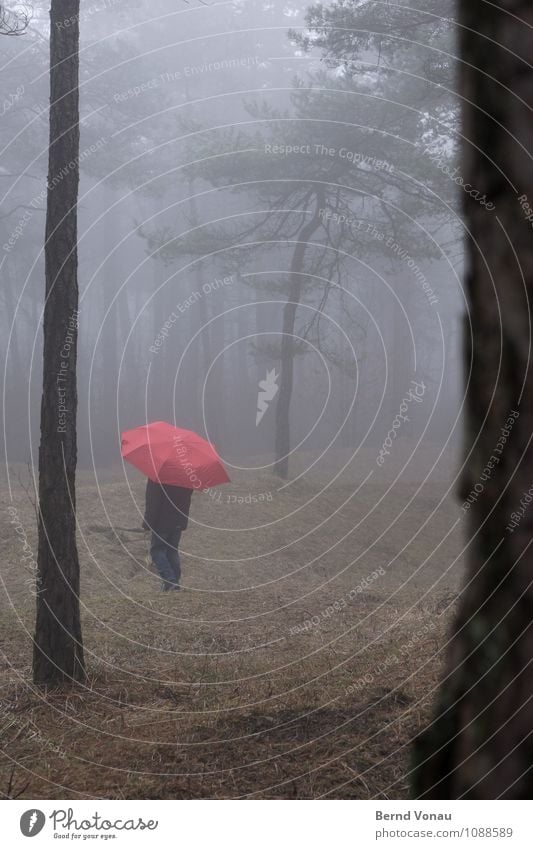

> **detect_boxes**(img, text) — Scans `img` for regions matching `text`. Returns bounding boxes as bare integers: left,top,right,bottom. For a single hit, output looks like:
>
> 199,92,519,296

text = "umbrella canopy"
121,421,230,489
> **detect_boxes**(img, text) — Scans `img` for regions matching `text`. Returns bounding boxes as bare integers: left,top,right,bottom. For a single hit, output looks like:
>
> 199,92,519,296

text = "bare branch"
0,4,31,35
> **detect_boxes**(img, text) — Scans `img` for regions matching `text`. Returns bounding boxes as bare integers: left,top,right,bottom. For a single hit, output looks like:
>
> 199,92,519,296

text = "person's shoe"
160,581,180,592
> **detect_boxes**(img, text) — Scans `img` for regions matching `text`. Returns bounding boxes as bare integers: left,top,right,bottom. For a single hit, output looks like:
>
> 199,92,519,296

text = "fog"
2,0,463,482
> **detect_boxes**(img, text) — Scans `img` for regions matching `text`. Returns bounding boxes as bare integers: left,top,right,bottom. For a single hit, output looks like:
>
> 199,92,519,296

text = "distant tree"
147,43,452,476
33,0,84,684
292,1,455,85
413,0,533,798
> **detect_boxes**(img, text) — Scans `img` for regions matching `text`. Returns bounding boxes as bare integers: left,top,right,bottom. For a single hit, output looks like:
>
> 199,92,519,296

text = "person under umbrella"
142,479,191,591
121,421,230,592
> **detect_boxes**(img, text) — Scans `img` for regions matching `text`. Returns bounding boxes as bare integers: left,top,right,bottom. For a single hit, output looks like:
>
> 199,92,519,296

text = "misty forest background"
1,0,462,476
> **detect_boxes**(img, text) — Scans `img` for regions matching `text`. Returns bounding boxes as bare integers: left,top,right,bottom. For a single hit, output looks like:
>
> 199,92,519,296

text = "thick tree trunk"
274,187,325,478
412,1,533,798
33,0,85,684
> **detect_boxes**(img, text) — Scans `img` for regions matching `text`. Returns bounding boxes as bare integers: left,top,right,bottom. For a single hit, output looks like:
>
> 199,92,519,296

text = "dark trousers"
150,528,182,588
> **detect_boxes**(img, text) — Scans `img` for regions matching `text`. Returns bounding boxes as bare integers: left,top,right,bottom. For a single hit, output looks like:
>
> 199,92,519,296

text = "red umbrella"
121,421,230,489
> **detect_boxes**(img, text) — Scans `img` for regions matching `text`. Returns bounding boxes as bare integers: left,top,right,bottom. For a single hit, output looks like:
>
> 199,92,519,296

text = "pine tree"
33,0,84,685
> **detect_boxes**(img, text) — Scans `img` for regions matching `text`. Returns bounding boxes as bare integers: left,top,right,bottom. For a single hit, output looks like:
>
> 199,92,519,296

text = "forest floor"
0,452,464,799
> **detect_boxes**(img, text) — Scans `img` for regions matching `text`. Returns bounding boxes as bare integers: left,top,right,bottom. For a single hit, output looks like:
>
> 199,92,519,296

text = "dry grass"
0,453,464,799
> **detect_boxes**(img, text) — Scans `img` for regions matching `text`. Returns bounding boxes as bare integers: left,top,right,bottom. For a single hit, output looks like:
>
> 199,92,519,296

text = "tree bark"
412,1,533,798
274,186,325,478
33,0,85,684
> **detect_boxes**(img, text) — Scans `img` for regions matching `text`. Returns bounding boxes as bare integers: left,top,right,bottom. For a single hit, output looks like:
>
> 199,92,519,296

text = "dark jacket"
143,480,192,536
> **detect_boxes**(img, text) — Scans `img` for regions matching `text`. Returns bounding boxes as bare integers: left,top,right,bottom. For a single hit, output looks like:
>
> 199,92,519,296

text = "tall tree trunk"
2,257,26,454
187,176,213,433
183,76,213,431
412,1,533,798
33,0,84,684
274,187,325,478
